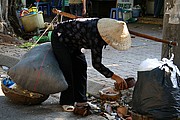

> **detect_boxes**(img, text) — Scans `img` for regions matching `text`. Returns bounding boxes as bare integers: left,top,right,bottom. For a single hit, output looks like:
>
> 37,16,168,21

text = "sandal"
73,103,92,116
62,105,75,112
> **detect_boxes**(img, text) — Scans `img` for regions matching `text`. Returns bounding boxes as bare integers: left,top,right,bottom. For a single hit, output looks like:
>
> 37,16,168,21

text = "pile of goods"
132,56,180,119
1,77,49,105
99,87,120,101
99,78,136,120
20,7,39,17
7,43,68,95
79,77,136,120
18,6,45,33
1,43,68,105
99,87,131,120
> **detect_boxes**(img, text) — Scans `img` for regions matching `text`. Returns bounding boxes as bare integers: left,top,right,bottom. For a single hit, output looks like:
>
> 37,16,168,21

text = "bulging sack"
7,42,68,95
132,57,180,119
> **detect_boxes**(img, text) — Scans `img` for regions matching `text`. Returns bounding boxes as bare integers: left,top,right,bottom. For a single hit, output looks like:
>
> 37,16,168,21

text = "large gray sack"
7,42,68,95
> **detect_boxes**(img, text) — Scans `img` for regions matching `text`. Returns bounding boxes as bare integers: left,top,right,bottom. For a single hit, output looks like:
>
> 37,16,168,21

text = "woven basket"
1,82,49,105
129,111,180,120
129,111,154,120
99,87,121,101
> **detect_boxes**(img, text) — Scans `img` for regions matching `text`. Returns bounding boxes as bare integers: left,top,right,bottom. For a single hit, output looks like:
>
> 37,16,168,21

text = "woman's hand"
82,8,86,16
82,0,86,16
111,74,127,90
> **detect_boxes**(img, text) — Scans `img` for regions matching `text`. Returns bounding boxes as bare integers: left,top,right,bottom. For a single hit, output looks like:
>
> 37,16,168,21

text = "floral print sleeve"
91,46,114,78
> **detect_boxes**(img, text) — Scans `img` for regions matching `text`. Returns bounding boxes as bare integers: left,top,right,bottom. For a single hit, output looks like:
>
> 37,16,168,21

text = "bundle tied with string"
7,42,68,95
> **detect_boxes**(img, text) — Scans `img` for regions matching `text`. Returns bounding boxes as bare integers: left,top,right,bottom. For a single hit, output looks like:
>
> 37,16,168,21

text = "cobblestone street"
86,23,162,86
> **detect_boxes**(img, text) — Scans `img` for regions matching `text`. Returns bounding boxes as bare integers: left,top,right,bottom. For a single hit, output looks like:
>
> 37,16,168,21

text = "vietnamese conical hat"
97,18,131,51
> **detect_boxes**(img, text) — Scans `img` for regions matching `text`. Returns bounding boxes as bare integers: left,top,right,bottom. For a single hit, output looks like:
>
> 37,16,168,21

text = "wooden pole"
129,30,178,46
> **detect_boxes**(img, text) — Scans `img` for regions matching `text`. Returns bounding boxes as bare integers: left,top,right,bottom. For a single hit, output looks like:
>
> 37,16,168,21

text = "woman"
51,18,131,111
154,0,164,18
69,0,86,16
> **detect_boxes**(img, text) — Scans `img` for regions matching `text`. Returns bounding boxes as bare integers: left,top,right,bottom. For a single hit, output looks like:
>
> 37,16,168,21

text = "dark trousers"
51,31,87,105
154,0,164,17
69,3,83,16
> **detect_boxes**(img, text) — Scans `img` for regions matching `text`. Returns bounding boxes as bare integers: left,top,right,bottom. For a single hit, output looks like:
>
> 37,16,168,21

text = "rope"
33,47,51,91
162,41,173,59
32,14,62,91
30,14,59,49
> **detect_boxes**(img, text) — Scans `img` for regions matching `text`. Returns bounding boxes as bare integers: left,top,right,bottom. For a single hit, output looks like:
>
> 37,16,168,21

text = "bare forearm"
82,0,86,15
82,0,86,9
111,73,127,89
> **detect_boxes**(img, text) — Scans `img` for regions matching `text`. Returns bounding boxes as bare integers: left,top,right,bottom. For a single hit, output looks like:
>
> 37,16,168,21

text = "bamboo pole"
51,9,179,47
129,30,178,46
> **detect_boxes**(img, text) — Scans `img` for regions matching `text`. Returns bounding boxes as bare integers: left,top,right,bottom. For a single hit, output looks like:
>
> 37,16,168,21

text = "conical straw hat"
97,18,131,51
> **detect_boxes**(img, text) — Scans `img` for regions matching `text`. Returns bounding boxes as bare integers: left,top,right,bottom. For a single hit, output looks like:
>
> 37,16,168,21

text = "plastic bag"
7,42,68,95
138,58,163,71
132,64,180,119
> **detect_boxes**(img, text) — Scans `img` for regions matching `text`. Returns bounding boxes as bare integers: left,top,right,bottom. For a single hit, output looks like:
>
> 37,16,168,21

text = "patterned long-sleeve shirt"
54,18,114,78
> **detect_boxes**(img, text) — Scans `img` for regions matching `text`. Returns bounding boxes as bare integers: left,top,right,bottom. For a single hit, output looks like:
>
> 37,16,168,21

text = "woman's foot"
74,102,92,116
62,105,75,112
75,102,88,107
153,15,158,18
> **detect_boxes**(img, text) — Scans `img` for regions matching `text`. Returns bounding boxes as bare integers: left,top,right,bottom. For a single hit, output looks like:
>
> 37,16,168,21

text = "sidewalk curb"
0,54,20,68
0,53,107,99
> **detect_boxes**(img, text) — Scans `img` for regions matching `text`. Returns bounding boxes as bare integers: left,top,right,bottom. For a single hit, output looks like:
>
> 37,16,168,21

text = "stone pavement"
0,22,163,120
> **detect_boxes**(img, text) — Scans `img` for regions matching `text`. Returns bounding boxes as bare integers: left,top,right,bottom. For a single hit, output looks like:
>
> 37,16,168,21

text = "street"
0,22,163,120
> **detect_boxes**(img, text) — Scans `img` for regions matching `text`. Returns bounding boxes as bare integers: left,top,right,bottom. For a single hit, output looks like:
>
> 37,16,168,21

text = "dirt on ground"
0,33,24,45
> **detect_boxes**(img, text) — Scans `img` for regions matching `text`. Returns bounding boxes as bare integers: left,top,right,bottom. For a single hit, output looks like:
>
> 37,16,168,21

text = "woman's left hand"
111,74,127,90
82,8,86,16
